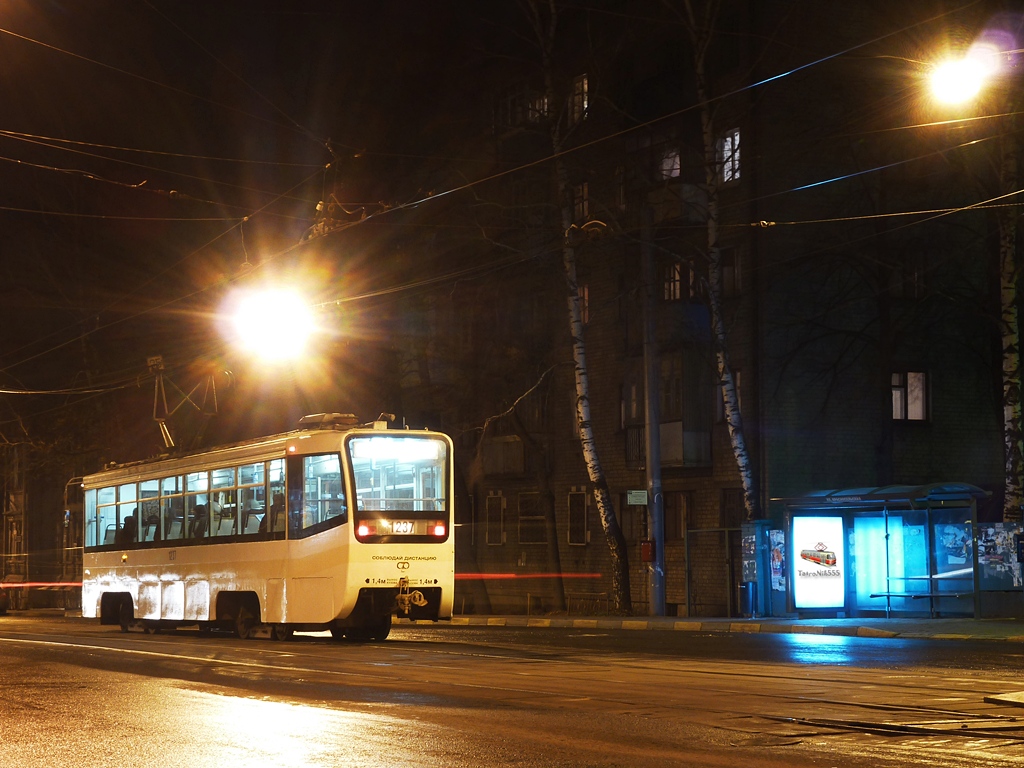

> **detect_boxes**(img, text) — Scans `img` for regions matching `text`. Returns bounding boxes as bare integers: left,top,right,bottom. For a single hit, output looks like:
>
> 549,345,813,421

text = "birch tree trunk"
524,0,632,612
683,0,761,521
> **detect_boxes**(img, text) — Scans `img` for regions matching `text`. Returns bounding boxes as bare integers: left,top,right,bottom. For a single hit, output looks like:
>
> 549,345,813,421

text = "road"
1,613,1023,767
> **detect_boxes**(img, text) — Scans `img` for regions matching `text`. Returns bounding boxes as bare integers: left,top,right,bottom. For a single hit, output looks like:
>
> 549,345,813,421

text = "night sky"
0,1,481,453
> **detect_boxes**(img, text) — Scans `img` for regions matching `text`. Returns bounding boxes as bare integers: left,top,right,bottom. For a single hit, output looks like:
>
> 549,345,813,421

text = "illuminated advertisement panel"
792,516,845,609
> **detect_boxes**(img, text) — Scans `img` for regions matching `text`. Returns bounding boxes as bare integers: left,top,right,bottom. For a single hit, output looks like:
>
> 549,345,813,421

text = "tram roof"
81,417,448,486
773,482,990,511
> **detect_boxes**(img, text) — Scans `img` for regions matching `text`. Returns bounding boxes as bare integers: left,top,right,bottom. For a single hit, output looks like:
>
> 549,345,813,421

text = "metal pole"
642,208,665,615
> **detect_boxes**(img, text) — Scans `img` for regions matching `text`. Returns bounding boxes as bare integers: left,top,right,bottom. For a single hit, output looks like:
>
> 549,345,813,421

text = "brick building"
378,2,1010,617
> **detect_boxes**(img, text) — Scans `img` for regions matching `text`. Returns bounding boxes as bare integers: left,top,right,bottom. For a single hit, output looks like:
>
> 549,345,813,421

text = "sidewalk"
7,608,1024,643
441,614,1024,642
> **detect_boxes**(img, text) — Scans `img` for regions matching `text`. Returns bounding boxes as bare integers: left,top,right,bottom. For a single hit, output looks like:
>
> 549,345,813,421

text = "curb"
392,615,1024,643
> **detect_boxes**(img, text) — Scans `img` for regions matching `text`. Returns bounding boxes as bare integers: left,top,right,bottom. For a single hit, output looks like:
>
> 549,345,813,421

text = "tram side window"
162,476,184,541
290,453,345,538
265,458,286,534
84,489,98,547
210,466,237,537
97,486,118,546
116,482,138,546
140,479,160,542
238,461,267,535
186,471,210,539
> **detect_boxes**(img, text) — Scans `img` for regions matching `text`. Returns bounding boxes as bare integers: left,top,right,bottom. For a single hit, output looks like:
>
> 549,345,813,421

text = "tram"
80,414,454,640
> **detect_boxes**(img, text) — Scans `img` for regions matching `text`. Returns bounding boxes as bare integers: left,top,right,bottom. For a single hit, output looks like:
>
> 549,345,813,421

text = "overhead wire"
0,128,323,166
0,130,320,214
139,0,334,152
0,23,328,149
0,0,991,398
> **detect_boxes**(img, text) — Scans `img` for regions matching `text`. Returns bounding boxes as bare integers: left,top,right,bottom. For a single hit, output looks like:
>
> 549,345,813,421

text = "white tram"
80,414,454,640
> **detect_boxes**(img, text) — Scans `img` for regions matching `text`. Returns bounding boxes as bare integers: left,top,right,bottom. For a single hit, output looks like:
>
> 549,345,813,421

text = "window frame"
517,492,547,545
892,371,928,421
568,488,589,546
716,127,741,184
485,492,505,545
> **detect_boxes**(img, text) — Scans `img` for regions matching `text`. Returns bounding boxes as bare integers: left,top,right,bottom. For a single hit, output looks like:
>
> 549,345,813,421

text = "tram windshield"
348,435,447,513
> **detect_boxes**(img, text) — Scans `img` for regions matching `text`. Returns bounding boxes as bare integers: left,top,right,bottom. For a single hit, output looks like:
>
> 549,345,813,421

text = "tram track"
4,617,1024,764
5,622,1022,723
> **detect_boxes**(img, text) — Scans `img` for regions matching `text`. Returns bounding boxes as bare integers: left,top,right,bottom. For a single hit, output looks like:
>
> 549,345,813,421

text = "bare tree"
670,0,760,520
522,0,632,612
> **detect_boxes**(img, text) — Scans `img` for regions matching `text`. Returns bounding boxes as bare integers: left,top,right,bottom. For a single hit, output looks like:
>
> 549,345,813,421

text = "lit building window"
657,146,681,180
527,93,549,123
892,371,927,420
570,74,589,124
717,127,740,184
663,262,682,301
578,283,589,325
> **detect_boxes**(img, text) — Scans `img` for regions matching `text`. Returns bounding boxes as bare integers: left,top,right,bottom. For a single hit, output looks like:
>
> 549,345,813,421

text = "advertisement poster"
769,529,786,591
792,516,845,609
978,523,1023,589
741,532,757,582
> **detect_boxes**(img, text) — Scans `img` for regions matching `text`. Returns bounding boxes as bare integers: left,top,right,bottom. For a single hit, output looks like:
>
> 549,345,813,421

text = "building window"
664,491,690,541
892,371,927,421
615,165,627,211
568,488,589,545
657,146,681,181
570,74,589,124
721,247,741,297
518,492,547,544
496,85,548,131
527,92,549,123
716,127,740,184
485,492,505,545
663,262,682,302
889,253,926,299
578,283,590,325
719,488,745,528
626,381,640,423
573,181,589,222
619,493,647,543
660,357,683,421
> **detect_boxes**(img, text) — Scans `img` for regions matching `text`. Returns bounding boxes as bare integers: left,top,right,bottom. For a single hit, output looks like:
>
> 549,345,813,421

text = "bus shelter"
775,483,1019,619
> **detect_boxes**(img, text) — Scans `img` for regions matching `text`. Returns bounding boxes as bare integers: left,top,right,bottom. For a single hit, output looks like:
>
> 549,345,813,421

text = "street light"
925,32,1022,522
224,287,317,364
928,42,1002,104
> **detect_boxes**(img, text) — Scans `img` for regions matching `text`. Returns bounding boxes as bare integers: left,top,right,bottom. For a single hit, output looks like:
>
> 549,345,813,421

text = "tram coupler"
395,577,428,615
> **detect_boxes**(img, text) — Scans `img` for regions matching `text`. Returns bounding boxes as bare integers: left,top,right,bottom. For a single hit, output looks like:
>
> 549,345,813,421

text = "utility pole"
642,209,666,615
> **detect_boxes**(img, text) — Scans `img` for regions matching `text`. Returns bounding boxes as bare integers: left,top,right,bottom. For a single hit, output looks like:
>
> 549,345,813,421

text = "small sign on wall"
627,490,647,506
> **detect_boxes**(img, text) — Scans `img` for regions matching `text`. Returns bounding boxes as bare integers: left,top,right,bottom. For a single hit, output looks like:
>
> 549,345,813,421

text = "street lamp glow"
928,43,1001,105
230,289,316,363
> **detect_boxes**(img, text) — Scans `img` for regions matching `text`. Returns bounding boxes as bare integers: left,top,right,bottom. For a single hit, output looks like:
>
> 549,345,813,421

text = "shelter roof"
774,482,989,511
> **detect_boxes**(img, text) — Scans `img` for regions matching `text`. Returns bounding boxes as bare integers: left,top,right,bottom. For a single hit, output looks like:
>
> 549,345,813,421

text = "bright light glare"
929,43,1001,105
349,436,443,462
231,289,315,362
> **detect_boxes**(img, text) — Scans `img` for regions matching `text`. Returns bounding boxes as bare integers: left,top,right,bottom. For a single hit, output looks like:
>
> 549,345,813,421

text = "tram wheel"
235,606,255,639
368,613,392,642
118,599,133,633
272,624,293,641
329,625,346,641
